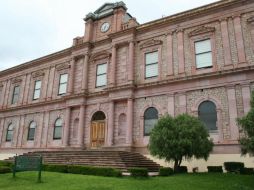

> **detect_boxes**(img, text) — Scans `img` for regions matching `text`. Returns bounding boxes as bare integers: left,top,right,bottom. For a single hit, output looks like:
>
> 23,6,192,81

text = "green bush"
175,166,188,173
129,168,148,177
0,161,13,167
42,164,122,177
207,166,223,173
159,167,174,176
43,164,68,173
67,165,122,177
240,167,254,175
0,166,12,174
224,162,244,173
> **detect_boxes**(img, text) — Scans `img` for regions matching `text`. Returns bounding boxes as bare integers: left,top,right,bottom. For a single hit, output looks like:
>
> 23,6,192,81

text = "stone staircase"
5,150,160,172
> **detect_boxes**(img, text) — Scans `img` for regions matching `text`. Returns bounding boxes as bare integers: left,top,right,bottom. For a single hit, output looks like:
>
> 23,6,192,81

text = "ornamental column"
107,101,114,146
110,45,117,86
167,32,174,76
68,58,75,95
167,93,175,117
81,55,89,92
126,98,133,145
233,15,246,64
63,107,71,147
220,18,232,66
177,30,185,74
128,41,134,82
227,86,239,141
241,84,251,114
78,104,85,147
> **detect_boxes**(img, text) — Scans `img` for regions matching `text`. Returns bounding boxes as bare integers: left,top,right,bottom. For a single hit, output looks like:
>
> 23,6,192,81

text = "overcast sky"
0,0,218,71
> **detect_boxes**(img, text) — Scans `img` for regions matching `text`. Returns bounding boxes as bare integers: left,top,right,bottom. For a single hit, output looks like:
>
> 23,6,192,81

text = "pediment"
247,16,254,23
89,51,111,62
32,70,45,78
188,26,215,37
56,63,70,71
139,39,162,49
11,78,22,84
94,3,114,14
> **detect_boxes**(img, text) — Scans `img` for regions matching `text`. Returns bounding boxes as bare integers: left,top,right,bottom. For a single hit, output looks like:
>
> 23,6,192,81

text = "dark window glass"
92,111,106,121
53,118,62,140
27,121,36,141
6,123,14,142
12,86,20,104
144,107,158,136
198,101,217,131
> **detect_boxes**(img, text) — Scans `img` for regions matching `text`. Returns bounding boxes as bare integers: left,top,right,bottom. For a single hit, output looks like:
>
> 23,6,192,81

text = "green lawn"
0,172,253,190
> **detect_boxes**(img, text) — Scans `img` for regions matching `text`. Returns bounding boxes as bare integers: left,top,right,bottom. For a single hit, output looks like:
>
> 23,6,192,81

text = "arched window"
6,123,14,142
53,118,63,140
92,111,106,121
27,121,36,141
198,101,217,131
144,107,158,136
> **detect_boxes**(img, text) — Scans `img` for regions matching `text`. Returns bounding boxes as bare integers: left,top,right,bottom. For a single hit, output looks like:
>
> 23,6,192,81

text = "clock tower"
83,2,138,42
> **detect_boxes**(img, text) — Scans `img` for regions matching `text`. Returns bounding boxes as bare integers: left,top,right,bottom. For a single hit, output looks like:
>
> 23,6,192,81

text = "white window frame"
145,51,159,79
195,39,213,69
33,80,41,100
58,73,68,95
96,63,107,87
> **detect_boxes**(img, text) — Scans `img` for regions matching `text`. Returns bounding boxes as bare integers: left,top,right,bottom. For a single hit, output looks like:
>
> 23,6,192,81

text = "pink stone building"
0,0,254,166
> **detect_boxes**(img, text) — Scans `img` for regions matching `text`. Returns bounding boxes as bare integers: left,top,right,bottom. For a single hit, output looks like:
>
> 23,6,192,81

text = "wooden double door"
91,121,106,148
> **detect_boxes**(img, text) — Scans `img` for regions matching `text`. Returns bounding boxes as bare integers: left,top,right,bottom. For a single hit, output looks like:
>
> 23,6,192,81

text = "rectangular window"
145,51,158,78
96,63,107,87
33,80,41,100
195,39,212,69
11,85,20,104
58,74,68,95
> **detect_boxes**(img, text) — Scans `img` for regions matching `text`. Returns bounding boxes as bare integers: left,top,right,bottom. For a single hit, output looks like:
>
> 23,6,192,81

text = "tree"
237,91,254,155
149,114,214,171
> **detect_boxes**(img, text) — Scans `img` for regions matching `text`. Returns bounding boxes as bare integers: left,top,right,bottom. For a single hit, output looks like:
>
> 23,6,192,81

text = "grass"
0,172,253,190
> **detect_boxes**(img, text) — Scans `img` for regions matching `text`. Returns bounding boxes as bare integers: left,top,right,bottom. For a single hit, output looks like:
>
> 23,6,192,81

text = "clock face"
101,22,110,33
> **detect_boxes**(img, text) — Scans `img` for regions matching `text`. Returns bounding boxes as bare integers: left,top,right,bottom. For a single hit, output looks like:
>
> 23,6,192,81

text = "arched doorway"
91,111,106,148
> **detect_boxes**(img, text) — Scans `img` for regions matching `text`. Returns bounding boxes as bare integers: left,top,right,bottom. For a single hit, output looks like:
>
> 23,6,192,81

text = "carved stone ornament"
139,39,162,49
247,16,254,26
89,51,111,62
32,70,45,78
11,78,22,84
188,26,215,37
56,63,70,71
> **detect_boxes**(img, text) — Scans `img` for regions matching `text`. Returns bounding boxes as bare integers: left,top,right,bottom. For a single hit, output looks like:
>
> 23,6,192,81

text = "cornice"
137,0,249,32
0,48,72,78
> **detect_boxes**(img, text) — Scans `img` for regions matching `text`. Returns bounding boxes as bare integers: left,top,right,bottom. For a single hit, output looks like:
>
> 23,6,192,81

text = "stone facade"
0,0,254,158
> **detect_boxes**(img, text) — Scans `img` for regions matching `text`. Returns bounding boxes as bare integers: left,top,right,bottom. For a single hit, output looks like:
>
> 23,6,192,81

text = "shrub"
159,167,174,176
42,164,122,177
43,164,68,173
207,166,223,173
175,166,188,173
0,161,13,167
224,162,244,173
67,165,122,177
0,166,12,174
129,168,148,177
240,167,254,175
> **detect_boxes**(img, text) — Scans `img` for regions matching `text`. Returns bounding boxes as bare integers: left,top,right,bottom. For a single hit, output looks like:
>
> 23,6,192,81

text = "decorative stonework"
56,63,70,71
11,78,22,84
0,82,3,87
139,39,162,49
188,26,215,37
247,16,254,24
32,70,45,78
89,51,111,62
